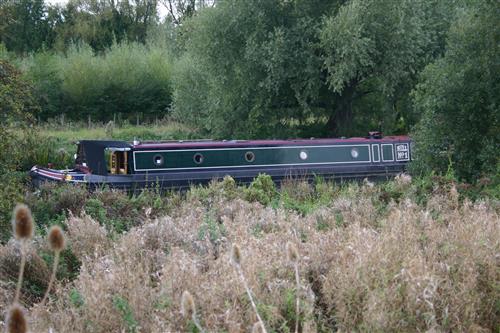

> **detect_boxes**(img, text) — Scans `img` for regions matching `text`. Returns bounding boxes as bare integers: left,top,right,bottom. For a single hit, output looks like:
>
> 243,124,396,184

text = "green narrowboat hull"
30,135,412,190
133,144,374,171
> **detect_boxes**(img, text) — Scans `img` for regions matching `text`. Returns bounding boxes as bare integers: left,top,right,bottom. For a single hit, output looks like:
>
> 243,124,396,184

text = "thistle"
41,225,66,305
6,305,28,333
180,290,204,333
286,242,300,333
12,204,34,304
230,244,267,333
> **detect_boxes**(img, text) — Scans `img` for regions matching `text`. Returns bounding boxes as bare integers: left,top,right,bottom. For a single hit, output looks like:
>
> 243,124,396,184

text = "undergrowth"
0,174,499,332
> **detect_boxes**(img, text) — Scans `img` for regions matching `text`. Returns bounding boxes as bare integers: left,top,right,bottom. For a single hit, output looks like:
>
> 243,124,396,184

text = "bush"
244,174,277,206
0,59,39,125
25,183,88,231
24,42,173,122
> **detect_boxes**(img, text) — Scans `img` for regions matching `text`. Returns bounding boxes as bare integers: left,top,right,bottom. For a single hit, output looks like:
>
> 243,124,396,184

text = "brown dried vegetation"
2,178,499,332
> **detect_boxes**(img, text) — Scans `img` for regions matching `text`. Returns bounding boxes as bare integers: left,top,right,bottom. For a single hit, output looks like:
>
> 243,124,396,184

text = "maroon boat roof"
133,135,410,150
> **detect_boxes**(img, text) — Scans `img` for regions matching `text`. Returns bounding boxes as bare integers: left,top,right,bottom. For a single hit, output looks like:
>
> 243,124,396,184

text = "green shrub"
0,172,26,242
197,212,226,244
113,295,138,333
244,174,278,206
28,42,174,123
25,183,88,230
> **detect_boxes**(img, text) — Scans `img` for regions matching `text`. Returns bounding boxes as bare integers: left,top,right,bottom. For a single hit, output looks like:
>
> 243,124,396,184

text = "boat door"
106,147,131,175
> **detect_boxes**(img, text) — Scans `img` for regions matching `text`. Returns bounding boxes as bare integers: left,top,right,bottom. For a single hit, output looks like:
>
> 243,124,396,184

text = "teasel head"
12,204,34,241
47,225,65,252
40,225,66,305
181,290,196,319
286,242,299,264
7,305,28,333
230,243,241,267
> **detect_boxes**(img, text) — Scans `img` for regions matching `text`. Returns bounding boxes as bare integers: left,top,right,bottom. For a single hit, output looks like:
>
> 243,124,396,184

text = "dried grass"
6,181,498,333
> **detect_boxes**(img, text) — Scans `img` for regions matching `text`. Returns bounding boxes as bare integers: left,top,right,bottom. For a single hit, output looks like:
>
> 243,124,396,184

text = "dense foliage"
173,0,454,138
23,42,173,122
412,1,499,180
0,0,158,53
0,59,39,236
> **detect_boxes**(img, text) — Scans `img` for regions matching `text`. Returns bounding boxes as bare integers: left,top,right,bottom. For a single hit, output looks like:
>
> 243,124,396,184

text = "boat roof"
132,135,410,150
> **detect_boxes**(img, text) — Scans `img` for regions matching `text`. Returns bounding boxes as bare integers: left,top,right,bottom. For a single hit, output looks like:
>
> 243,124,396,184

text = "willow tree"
173,0,452,138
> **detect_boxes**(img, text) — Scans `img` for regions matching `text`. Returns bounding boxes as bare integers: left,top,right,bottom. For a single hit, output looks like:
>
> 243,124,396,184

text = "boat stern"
30,166,87,187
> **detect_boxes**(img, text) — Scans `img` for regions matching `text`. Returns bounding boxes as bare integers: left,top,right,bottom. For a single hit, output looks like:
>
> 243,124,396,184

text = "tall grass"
0,177,496,332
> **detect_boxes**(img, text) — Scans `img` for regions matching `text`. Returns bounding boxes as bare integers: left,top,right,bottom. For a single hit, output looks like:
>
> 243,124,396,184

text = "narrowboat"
30,132,412,190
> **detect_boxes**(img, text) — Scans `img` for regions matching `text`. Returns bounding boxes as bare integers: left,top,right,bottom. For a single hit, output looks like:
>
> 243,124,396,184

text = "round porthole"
245,151,255,162
299,151,308,160
193,153,204,164
153,154,164,166
351,148,359,159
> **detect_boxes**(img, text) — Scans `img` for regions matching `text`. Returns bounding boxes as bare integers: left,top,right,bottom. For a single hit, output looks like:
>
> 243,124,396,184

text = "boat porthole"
245,151,255,163
351,148,359,158
153,154,164,166
299,151,308,160
193,153,204,164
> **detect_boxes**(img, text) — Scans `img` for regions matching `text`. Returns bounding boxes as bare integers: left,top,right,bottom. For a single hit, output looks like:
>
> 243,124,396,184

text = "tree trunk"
327,85,355,137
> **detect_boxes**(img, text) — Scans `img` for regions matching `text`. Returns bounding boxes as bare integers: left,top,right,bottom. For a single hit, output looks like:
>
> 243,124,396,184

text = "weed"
112,295,138,333
69,288,84,308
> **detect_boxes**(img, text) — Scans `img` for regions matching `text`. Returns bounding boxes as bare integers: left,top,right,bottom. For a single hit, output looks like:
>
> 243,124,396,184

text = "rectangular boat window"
75,143,87,165
381,144,394,162
107,149,129,175
372,144,380,162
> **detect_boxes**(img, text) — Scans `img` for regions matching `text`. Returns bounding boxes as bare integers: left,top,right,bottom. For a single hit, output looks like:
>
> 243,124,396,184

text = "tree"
172,0,452,138
52,0,160,52
160,0,214,25
0,59,39,124
0,59,40,173
412,1,500,181
319,0,453,134
0,0,55,54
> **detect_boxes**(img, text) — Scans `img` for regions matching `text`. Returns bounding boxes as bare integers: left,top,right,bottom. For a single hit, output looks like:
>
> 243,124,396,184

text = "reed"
230,244,267,333
286,242,300,333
